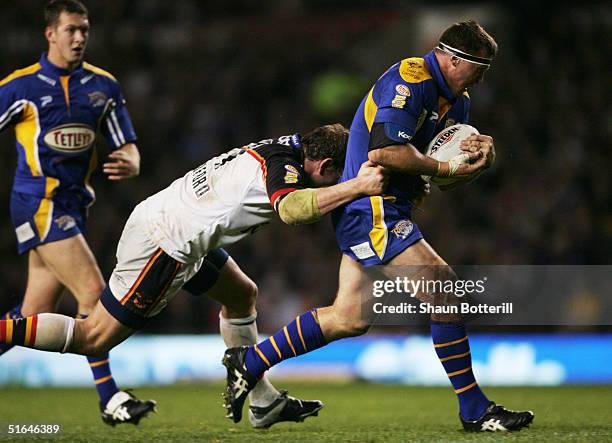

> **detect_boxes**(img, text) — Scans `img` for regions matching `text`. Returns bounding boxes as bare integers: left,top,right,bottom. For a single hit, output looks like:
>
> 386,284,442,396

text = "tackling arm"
278,161,386,226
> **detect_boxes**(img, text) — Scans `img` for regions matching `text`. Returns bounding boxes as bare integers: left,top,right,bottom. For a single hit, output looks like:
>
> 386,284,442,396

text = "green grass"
0,383,611,442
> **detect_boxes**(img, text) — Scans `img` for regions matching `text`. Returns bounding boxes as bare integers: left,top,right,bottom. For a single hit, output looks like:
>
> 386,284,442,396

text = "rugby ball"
421,124,479,186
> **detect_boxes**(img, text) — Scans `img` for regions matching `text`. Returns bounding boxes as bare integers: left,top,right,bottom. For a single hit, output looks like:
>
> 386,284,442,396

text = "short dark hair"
302,123,349,172
439,20,498,59
45,0,88,27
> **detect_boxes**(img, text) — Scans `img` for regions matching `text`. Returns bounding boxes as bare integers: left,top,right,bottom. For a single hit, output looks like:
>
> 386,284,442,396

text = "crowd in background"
1,1,609,332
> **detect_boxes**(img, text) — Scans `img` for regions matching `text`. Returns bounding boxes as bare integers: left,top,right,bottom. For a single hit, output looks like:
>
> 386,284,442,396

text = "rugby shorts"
10,191,86,255
333,196,423,267
101,206,229,329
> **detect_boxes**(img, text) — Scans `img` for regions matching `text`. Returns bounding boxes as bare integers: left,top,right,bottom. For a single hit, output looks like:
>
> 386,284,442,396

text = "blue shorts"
10,192,86,255
333,196,423,267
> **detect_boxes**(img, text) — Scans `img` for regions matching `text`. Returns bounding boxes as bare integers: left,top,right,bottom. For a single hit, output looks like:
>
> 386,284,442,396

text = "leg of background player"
35,235,160,427
33,237,122,407
0,251,62,356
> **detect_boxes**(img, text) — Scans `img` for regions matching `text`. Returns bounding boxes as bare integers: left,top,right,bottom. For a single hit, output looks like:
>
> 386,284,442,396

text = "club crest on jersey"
44,124,95,153
285,164,299,174
391,219,413,240
54,215,76,231
88,91,107,107
395,84,411,96
391,94,407,109
284,171,299,184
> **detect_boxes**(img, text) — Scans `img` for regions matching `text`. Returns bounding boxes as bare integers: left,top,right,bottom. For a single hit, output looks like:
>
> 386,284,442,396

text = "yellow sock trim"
254,344,271,367
269,336,282,359
95,375,113,385
447,366,472,377
89,359,110,368
434,336,468,348
283,327,296,356
440,351,470,362
455,381,477,394
296,316,307,351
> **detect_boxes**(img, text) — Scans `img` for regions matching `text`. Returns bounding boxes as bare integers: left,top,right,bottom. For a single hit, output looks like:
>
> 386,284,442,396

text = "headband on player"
437,42,492,67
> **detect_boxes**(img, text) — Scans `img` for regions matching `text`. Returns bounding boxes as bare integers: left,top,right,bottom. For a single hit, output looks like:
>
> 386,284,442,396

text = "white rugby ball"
421,124,479,186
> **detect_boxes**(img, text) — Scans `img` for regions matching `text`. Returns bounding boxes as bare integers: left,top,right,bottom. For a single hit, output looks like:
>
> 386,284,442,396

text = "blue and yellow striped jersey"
341,50,471,208
0,53,136,205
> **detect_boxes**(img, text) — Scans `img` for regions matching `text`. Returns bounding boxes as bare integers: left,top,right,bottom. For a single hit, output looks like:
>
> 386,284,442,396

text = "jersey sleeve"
0,77,25,133
100,81,137,149
264,154,308,210
372,77,425,142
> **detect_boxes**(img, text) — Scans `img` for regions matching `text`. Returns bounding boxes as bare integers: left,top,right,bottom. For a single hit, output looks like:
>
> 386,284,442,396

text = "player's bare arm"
103,143,141,180
368,142,485,178
278,161,387,225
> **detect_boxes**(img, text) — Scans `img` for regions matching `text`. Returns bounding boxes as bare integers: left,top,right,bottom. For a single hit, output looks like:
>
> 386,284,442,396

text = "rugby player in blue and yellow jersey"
0,0,155,425
224,20,535,432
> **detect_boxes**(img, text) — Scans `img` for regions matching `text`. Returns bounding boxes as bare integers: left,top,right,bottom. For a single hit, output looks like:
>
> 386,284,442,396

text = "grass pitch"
0,383,610,442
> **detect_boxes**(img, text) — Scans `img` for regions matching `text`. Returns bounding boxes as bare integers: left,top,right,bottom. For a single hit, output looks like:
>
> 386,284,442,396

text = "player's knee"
343,320,370,337
21,299,57,316
75,279,106,313
231,278,258,313
333,307,370,337
241,278,258,307
73,319,112,356
85,278,106,299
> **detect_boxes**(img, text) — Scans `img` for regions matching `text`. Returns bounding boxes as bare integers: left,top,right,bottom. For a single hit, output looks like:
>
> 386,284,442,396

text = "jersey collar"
423,50,456,102
39,52,84,78
290,133,305,164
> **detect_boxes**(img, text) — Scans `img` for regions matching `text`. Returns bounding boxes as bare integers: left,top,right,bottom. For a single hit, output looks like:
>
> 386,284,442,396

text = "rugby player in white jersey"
0,124,387,428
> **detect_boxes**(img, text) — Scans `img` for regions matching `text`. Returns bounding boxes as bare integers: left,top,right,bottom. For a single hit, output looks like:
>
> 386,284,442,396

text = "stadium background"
0,1,610,389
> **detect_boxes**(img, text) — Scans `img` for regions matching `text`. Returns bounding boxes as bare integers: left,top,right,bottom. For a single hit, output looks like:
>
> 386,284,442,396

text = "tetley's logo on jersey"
43,124,95,153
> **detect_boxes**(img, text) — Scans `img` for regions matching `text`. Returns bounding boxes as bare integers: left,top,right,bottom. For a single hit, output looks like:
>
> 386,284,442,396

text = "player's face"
460,61,489,89
46,12,90,69
448,54,490,94
304,158,341,187
313,168,342,187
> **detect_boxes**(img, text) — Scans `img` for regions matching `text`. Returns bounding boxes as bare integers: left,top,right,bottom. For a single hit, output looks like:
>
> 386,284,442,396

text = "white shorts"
102,204,203,328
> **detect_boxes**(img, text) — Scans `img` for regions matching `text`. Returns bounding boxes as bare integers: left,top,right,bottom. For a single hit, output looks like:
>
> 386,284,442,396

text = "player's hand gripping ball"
421,124,482,186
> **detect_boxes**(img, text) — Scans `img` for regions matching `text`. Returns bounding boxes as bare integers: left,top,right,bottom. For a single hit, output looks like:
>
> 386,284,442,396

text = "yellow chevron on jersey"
0,63,42,87
364,87,378,131
15,102,42,177
83,62,117,81
398,58,432,84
